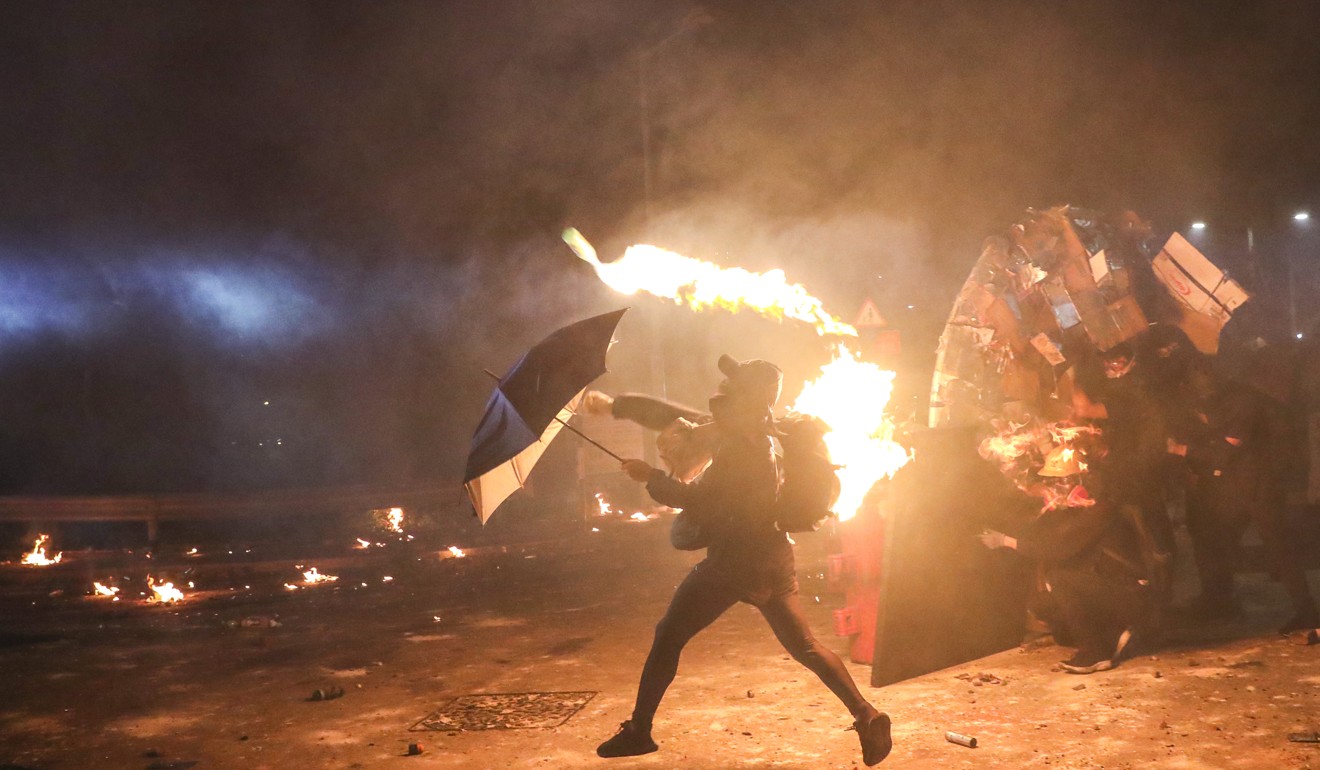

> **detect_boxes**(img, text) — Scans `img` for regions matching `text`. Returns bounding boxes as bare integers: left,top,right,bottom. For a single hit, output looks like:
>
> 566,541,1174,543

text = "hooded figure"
597,355,894,767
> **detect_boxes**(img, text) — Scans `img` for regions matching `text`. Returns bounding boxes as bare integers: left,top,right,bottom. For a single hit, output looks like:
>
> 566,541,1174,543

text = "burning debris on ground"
19,534,63,567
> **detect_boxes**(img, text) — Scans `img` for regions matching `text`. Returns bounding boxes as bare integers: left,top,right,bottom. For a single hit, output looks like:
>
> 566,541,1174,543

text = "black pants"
630,559,871,727
1033,567,1148,660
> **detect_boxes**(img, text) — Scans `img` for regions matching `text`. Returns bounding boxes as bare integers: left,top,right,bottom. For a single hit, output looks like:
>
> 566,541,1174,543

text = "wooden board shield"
870,427,1037,687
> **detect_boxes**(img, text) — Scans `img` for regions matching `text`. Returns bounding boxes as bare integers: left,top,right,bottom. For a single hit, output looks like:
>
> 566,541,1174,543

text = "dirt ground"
1,519,1318,770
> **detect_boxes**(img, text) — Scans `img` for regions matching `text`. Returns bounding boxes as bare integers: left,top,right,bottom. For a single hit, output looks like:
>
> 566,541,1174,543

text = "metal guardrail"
0,484,464,540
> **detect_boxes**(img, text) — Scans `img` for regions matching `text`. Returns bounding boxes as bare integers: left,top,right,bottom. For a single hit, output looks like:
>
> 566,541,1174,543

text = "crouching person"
981,447,1152,674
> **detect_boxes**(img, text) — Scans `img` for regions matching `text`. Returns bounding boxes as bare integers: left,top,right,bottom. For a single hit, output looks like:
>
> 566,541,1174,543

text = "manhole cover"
412,691,597,731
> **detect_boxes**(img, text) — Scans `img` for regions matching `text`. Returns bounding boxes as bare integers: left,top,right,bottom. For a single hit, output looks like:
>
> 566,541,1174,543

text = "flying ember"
789,347,912,521
21,534,63,566
564,228,857,337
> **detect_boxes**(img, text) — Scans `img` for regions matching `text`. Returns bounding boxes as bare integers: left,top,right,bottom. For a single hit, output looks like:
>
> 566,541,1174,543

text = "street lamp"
1295,211,1311,222
1190,221,1207,231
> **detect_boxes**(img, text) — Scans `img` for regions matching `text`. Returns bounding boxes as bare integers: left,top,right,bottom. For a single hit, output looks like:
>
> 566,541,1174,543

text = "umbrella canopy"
463,308,627,523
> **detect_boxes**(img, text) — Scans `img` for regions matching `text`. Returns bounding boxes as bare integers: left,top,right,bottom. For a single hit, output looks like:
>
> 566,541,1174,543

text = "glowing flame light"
92,582,120,598
385,507,404,534
148,576,185,603
978,421,1101,512
629,512,650,522
789,347,912,520
447,545,466,558
564,229,857,337
21,534,63,566
301,566,338,584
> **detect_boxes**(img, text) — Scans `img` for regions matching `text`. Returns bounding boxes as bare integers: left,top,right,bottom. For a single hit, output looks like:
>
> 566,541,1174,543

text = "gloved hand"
621,459,654,483
582,390,615,416
979,529,1012,550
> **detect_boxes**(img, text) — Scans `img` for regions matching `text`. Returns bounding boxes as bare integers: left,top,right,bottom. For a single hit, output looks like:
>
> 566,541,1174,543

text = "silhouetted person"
981,442,1152,673
1073,341,1177,637
596,355,893,766
1168,368,1320,632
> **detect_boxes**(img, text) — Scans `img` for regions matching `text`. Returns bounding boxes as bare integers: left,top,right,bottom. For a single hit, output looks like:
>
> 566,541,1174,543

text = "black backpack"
774,416,841,532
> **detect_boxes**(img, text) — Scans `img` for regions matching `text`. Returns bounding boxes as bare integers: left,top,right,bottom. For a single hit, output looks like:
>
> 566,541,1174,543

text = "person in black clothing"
981,441,1152,673
595,355,893,766
1072,341,1178,638
1167,368,1320,632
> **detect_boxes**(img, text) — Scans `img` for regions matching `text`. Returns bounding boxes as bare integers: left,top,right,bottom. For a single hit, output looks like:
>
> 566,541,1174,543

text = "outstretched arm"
592,392,707,431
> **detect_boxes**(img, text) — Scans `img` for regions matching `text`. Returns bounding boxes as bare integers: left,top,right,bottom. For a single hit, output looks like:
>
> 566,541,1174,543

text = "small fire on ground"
21,534,63,566
285,565,340,590
92,581,120,600
147,576,186,603
594,493,657,522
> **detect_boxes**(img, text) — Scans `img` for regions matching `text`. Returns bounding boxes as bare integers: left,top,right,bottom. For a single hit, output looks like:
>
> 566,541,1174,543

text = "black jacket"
644,431,786,565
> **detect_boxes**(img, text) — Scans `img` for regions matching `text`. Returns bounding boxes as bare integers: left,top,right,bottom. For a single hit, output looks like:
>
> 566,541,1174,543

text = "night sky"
1,1,1318,495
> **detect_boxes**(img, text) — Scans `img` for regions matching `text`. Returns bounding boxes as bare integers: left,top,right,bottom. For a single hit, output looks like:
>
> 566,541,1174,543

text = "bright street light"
1294,212,1310,222
1190,221,1207,231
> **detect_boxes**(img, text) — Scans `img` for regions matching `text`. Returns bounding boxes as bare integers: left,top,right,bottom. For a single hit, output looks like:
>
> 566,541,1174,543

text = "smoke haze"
1,1,1316,493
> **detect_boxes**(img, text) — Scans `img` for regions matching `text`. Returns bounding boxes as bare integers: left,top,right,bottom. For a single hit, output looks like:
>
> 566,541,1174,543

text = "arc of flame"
789,346,912,520
564,229,857,337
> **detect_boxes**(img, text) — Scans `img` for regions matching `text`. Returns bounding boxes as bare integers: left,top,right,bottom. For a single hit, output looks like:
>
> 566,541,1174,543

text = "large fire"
567,229,911,521
564,229,857,337
789,347,911,520
21,534,63,566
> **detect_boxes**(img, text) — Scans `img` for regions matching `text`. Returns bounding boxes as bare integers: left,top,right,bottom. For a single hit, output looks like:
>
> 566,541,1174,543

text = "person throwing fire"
595,354,893,766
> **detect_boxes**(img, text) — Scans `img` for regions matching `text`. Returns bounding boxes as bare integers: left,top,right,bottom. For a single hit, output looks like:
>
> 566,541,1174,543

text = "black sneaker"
1060,650,1113,674
855,710,893,766
596,720,657,758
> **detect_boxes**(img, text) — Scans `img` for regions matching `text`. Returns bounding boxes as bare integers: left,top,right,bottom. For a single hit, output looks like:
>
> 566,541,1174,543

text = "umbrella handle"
554,416,625,463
